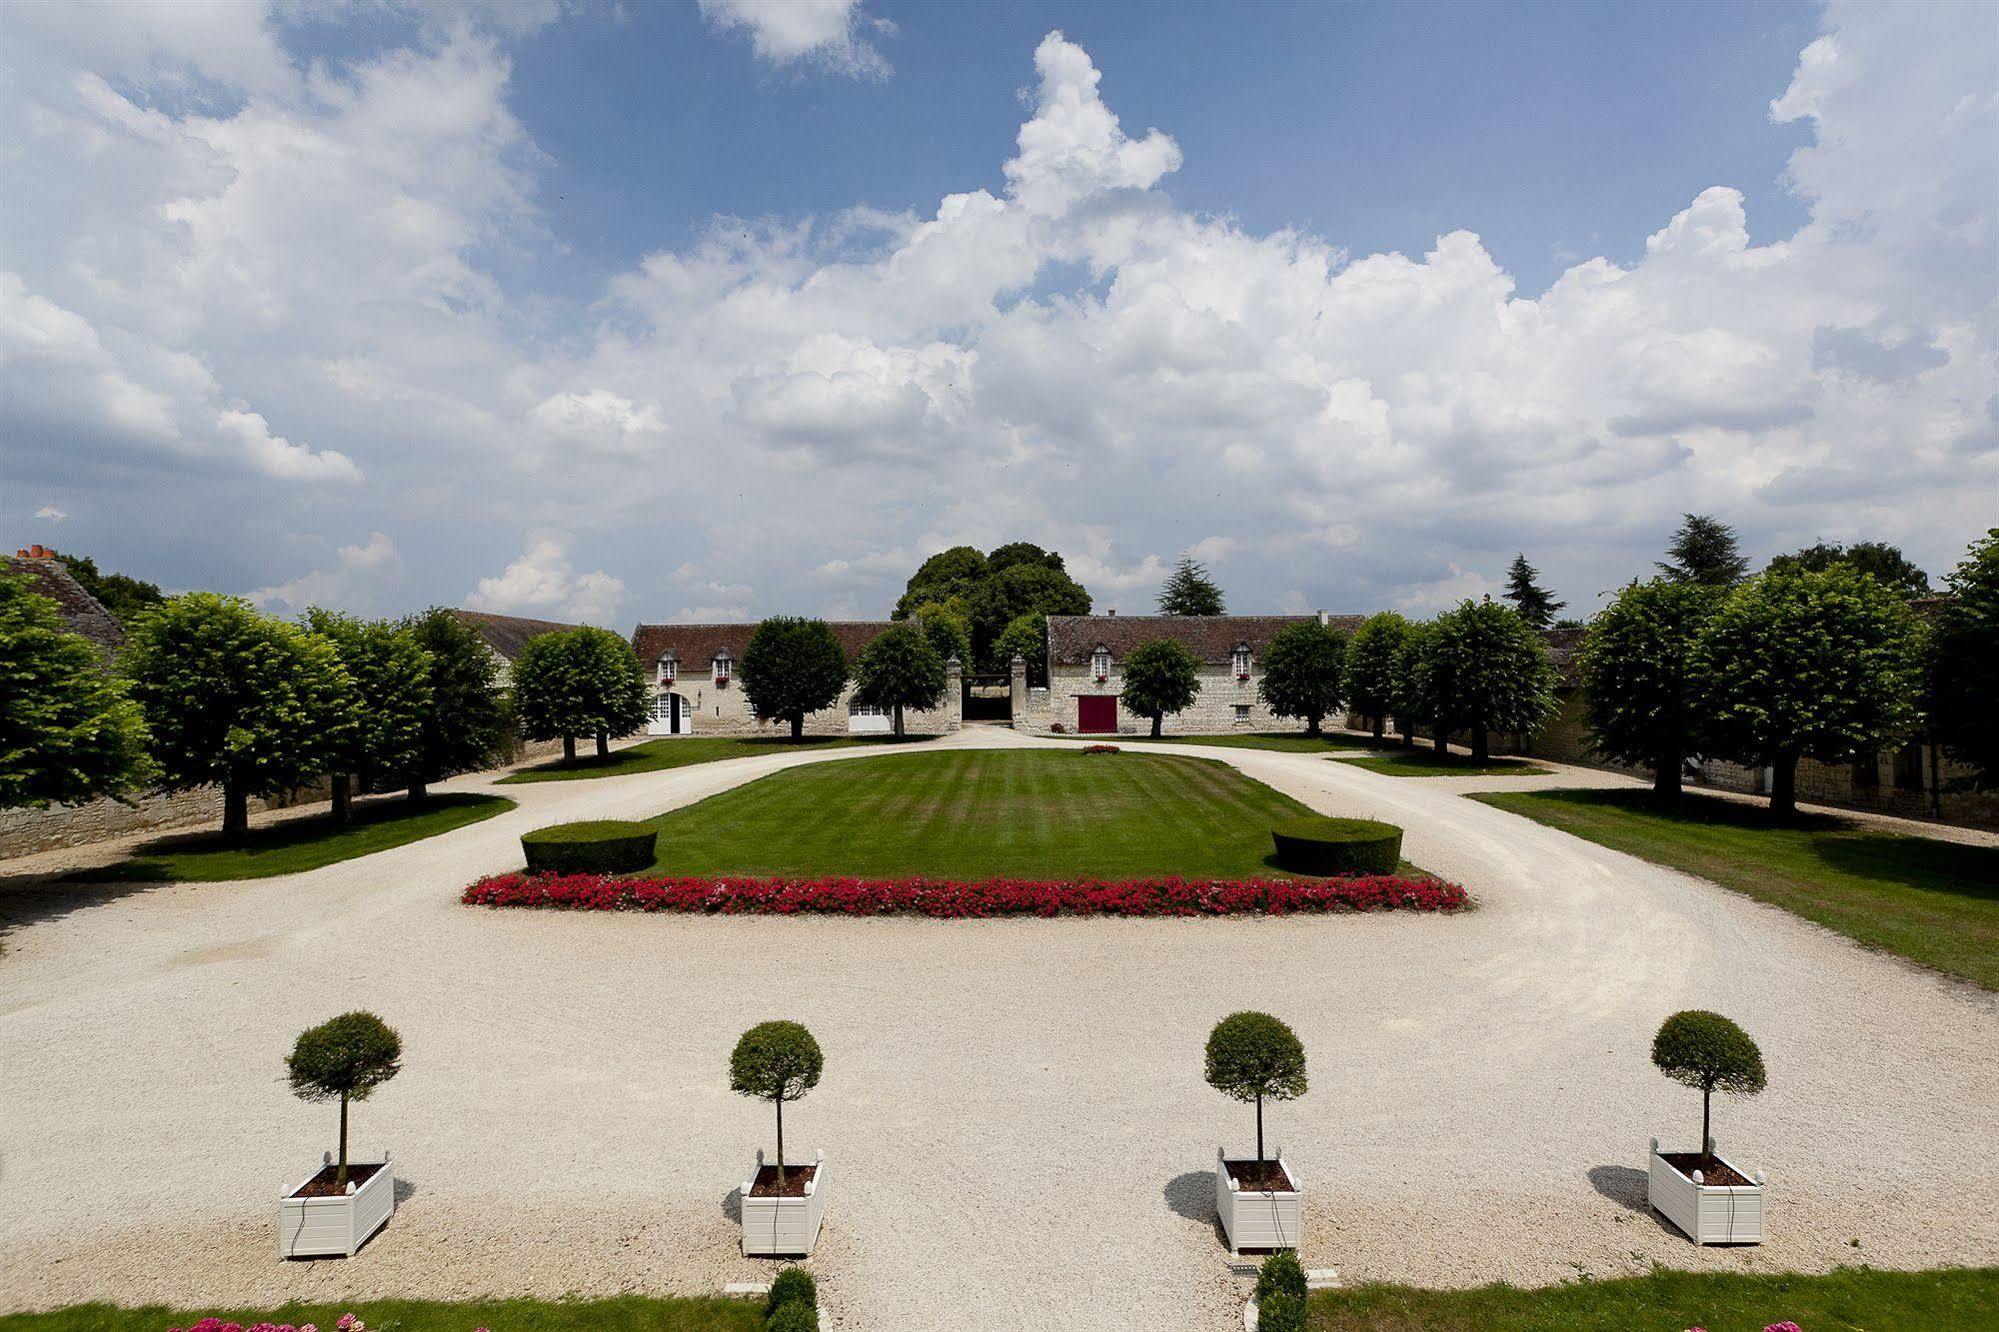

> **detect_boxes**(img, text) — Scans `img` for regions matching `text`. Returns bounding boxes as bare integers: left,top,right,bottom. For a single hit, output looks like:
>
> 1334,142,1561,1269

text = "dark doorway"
1078,695,1117,734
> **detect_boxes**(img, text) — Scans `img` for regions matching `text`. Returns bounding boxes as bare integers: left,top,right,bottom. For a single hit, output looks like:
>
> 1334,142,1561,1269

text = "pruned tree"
1120,638,1201,738
1691,568,1922,817
1929,529,1999,789
993,611,1049,687
1502,553,1566,630
1658,513,1749,587
1393,620,1446,752
1428,599,1557,760
0,572,155,809
1158,556,1226,616
303,609,433,819
741,616,850,740
1767,539,1929,597
852,623,946,738
121,594,359,843
1258,621,1345,736
511,626,649,762
1578,579,1722,799
1344,611,1413,744
1651,1010,1765,1174
286,1011,403,1190
730,1020,824,1193
912,603,973,674
1204,1011,1306,1169
405,607,508,792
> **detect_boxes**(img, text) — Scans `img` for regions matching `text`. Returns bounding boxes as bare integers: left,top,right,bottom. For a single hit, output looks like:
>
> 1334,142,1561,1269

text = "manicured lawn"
1307,1264,1997,1330
1116,730,1386,753
0,1293,760,1332
75,793,513,883
1472,788,1999,989
1337,751,1552,777
499,733,936,783
640,749,1342,878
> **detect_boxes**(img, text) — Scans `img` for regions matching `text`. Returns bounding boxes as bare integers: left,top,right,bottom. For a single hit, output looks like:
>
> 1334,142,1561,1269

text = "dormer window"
1233,644,1252,680
657,653,678,685
1091,646,1110,681
713,650,732,685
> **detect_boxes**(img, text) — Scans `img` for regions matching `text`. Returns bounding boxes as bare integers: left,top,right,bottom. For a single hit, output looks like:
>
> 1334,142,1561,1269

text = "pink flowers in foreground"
461,870,1468,916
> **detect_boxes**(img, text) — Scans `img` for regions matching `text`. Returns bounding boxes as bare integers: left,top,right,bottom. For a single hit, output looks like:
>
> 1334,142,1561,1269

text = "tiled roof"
4,555,124,659
449,609,585,662
1045,613,1368,666
631,620,904,667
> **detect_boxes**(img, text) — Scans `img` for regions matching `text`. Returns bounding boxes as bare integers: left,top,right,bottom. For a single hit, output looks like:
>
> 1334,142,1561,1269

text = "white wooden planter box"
1647,1137,1764,1244
278,1150,395,1258
740,1149,826,1257
1215,1146,1301,1254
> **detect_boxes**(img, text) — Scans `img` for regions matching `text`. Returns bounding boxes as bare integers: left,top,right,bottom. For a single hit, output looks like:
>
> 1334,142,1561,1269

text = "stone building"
449,609,586,686
630,621,961,737
1015,612,1365,735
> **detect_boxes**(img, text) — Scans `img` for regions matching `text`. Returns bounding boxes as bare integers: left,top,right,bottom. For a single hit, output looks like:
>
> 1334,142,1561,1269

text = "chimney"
1107,607,1117,617
28,544,51,559
1317,609,1329,626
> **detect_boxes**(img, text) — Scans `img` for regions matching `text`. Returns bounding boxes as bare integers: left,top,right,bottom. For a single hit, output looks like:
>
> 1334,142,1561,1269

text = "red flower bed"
461,871,1465,917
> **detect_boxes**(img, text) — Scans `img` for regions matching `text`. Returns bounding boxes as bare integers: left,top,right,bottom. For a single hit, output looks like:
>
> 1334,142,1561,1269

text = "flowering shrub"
462,871,1466,917
1081,743,1121,754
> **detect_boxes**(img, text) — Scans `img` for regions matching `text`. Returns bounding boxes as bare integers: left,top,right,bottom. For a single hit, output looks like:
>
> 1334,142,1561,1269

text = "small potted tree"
1647,1009,1767,1244
732,1020,828,1256
278,1011,403,1258
1205,1011,1307,1254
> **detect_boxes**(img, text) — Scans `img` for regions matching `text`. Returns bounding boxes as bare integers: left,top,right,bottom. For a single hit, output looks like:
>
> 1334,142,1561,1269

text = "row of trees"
1,583,509,841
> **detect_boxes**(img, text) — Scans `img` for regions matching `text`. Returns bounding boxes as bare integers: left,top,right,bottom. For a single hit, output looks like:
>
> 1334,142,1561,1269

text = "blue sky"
2,0,1992,624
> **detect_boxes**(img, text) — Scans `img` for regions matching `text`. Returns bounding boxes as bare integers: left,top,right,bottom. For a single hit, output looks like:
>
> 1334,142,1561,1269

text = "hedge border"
1270,817,1403,877
520,820,659,874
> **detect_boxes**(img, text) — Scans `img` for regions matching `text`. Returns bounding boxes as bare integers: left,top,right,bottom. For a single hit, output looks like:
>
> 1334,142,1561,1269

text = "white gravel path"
2,726,1995,1330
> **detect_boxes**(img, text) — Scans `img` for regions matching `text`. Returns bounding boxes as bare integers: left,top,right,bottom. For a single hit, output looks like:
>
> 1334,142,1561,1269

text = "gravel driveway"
3,726,1995,1330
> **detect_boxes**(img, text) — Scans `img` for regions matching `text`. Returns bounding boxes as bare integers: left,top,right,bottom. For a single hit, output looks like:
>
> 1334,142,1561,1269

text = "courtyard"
2,727,1994,1330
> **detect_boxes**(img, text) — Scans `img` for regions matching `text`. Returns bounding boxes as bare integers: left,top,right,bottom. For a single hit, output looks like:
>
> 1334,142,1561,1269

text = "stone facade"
630,622,961,737
0,782,331,860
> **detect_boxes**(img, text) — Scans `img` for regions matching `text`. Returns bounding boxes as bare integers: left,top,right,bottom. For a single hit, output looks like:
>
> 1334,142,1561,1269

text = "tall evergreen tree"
1658,514,1750,587
0,573,155,808
1502,554,1566,630
1157,556,1226,616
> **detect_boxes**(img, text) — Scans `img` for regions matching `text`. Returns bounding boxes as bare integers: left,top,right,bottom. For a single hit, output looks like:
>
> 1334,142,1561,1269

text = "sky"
1,0,1994,627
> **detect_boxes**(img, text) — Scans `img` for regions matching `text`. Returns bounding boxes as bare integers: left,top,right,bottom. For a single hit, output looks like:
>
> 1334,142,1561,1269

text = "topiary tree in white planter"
1206,1011,1306,1170
731,1020,823,1191
1651,1009,1765,1173
286,1011,402,1189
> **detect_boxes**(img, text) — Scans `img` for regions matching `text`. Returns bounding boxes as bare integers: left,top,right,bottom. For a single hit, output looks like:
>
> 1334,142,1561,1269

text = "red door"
1078,695,1117,734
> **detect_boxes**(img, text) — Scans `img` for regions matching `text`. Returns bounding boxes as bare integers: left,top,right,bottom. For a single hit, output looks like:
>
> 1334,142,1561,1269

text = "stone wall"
648,660,962,738
1021,663,1288,734
0,782,332,860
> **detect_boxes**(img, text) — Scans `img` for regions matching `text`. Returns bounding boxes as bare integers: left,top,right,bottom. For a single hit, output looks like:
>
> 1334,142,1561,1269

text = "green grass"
0,1293,760,1332
499,733,936,783
1336,750,1552,777
1471,788,1999,989
75,792,513,883
1307,1265,1999,1331
639,749,1334,878
1114,730,1388,753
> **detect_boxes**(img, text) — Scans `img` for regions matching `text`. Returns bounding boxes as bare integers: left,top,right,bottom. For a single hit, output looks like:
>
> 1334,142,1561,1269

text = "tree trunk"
407,779,426,803
893,704,905,738
1769,750,1799,819
1433,727,1449,755
1470,727,1490,762
1150,713,1163,739
330,774,351,825
1700,1082,1712,1174
1652,748,1683,800
1399,720,1414,748
1305,712,1322,737
775,1092,786,1193
790,713,803,741
1254,1092,1264,1166
337,1091,350,1189
595,728,609,758
221,772,249,846
1372,714,1386,743
562,733,576,763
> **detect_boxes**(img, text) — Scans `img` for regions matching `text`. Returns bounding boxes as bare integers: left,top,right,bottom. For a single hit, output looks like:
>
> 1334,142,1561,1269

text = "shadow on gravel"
1164,1169,1217,1223
393,1176,421,1206
1587,1164,1650,1213
720,1185,742,1223
0,874,158,948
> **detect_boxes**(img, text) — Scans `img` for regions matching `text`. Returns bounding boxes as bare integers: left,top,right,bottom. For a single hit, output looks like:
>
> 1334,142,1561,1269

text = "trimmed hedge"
765,1268,817,1318
765,1301,818,1332
1270,817,1403,876
520,819,658,874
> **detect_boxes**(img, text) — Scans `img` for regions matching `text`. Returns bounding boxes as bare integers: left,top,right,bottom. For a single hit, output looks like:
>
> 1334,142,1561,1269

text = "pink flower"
335,1318,359,1332
1764,1325,1803,1332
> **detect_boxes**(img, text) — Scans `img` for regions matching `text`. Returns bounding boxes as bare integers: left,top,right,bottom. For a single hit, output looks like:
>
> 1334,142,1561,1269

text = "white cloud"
35,504,69,522
530,389,667,454
1186,536,1237,564
252,530,402,612
466,531,625,624
697,0,892,79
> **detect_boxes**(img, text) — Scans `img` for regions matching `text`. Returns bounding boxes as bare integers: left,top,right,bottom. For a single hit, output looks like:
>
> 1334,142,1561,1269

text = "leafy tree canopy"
1502,553,1566,630
52,552,164,624
511,626,649,757
993,611,1049,687
1767,539,1929,597
1258,620,1345,735
302,609,433,793
0,573,155,808
288,1010,404,1103
852,622,946,736
1578,578,1722,797
1927,529,1998,789
912,602,972,668
1658,513,1750,587
1157,556,1226,616
893,544,1089,668
1204,1010,1308,1104
405,607,508,782
1119,638,1201,737
729,1020,824,1105
1428,599,1557,757
741,616,850,739
1344,611,1414,734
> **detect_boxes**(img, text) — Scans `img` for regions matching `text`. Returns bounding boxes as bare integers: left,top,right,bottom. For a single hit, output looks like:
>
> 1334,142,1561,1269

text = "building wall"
1023,662,1287,735
647,661,961,737
0,782,332,860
